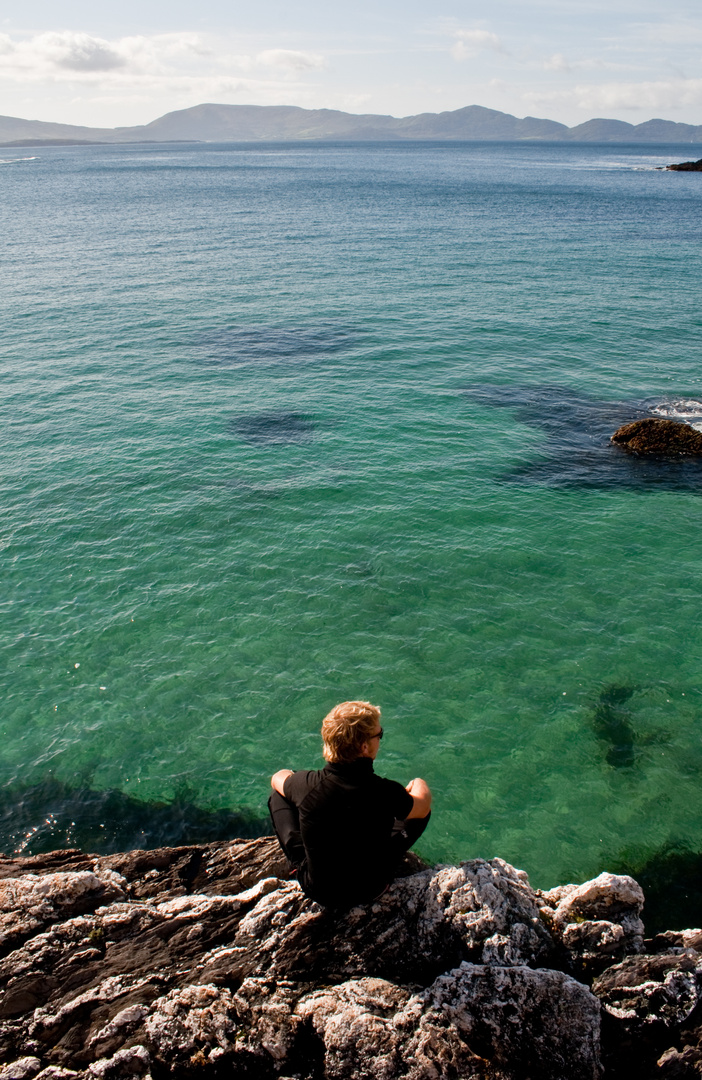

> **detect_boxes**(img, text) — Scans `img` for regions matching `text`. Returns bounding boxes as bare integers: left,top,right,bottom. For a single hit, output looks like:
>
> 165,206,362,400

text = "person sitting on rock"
269,700,432,909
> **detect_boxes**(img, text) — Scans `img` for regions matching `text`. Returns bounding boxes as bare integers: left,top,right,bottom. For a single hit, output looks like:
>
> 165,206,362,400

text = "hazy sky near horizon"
2,0,701,129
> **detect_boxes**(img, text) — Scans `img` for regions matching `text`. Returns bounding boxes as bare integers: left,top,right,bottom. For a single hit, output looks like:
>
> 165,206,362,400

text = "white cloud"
256,49,326,72
119,34,211,67
0,31,327,88
573,77,702,112
64,72,329,111
4,10,702,130
0,30,332,125
35,32,125,72
451,29,505,62
0,31,216,81
544,53,570,72
0,34,333,120
337,92,373,111
541,54,621,74
524,76,702,119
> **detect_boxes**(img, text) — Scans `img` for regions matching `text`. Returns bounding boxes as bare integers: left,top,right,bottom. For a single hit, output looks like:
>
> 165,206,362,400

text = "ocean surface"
2,139,702,893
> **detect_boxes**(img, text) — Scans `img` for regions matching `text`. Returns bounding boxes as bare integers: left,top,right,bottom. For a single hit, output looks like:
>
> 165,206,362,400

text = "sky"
1,0,701,130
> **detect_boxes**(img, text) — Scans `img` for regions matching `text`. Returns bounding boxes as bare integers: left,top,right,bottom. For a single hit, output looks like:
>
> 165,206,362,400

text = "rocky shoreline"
665,159,702,172
0,839,701,1079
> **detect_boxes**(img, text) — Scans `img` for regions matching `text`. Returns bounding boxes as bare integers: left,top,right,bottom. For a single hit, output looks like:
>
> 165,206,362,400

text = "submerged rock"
611,418,702,456
0,837,696,1078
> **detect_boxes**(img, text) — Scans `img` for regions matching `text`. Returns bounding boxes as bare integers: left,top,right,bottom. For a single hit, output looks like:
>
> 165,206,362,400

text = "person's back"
269,701,432,909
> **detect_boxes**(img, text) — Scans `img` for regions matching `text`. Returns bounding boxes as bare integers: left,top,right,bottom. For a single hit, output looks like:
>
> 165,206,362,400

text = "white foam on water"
0,156,38,166
652,399,702,422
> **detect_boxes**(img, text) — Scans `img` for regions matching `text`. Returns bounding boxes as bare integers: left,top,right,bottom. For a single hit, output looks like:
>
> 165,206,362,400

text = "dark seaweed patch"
0,778,268,857
465,384,702,492
199,322,356,367
230,411,314,445
599,685,637,707
343,563,375,578
612,845,702,935
591,684,637,768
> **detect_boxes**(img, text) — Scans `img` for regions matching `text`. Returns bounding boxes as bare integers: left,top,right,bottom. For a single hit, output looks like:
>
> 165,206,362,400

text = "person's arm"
271,769,294,796
405,777,432,819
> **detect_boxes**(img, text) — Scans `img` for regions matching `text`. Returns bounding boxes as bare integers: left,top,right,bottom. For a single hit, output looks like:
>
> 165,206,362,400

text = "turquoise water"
2,140,702,886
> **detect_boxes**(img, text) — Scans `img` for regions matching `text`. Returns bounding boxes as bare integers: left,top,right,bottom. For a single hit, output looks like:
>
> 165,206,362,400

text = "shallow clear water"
2,140,702,886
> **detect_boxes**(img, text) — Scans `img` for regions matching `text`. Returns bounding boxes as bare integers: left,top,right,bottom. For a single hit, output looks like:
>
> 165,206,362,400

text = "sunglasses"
368,728,384,741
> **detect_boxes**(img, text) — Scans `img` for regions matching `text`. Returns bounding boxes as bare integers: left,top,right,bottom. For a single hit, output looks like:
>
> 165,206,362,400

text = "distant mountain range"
2,103,701,146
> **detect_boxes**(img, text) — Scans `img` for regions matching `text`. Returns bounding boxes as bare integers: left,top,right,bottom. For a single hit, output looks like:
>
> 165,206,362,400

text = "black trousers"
268,790,431,874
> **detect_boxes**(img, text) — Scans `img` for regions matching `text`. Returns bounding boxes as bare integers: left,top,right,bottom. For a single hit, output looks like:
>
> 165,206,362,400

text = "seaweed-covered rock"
611,418,702,456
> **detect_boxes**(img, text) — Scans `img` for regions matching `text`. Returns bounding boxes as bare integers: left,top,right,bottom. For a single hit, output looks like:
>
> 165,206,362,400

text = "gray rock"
591,948,702,1077
0,1059,42,1080
87,1005,149,1059
649,930,702,954
539,872,644,971
0,835,692,1078
224,858,555,987
85,1046,151,1079
144,985,239,1066
593,950,702,1029
34,1071,79,1080
0,872,126,957
297,963,602,1080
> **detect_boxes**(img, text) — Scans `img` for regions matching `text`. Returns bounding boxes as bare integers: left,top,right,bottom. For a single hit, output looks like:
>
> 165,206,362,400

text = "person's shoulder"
284,767,325,801
374,774,414,805
373,772,405,790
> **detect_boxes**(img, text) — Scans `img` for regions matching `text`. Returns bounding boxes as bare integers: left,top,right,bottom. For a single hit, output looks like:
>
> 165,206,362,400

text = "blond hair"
321,701,381,763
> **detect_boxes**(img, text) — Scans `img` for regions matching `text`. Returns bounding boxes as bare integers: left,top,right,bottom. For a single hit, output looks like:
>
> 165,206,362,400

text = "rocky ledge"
0,840,701,1079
